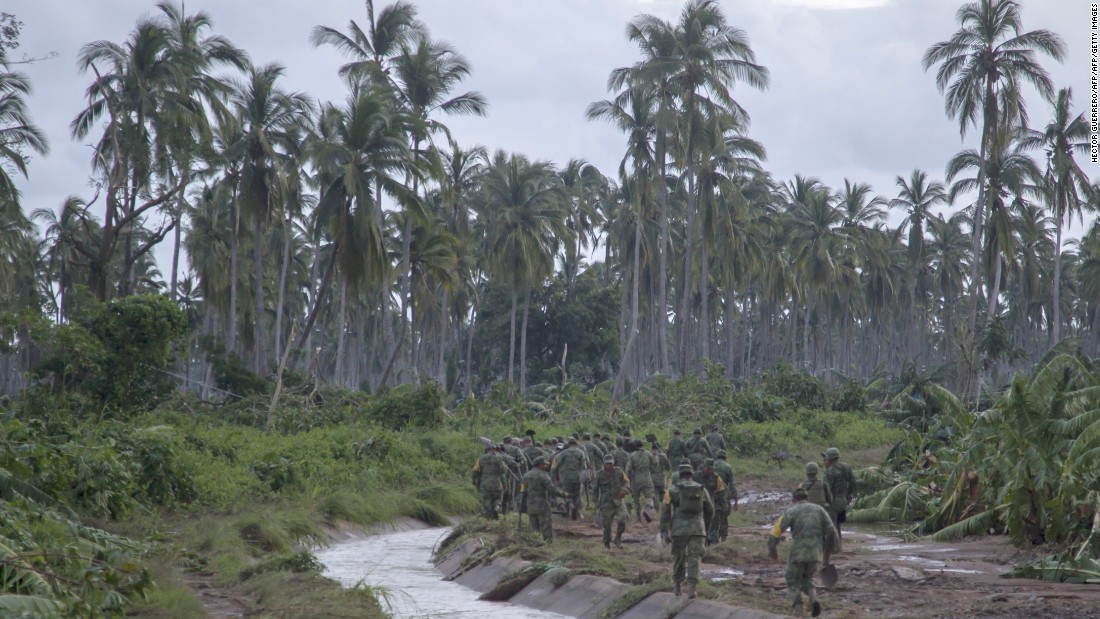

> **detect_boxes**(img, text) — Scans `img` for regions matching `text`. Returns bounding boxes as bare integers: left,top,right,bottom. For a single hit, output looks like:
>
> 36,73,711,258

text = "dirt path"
551,488,1100,619
179,572,253,618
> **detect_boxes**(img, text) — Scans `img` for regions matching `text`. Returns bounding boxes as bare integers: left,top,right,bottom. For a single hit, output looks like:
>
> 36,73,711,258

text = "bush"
761,361,828,409
831,379,867,412
370,383,445,428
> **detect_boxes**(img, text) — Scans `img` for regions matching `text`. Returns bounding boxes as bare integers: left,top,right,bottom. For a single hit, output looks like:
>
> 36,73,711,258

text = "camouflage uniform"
823,448,856,540
521,459,570,542
500,439,527,514
667,433,686,466
714,452,738,542
594,455,631,548
550,442,589,519
705,427,726,454
660,468,715,599
611,440,629,471
625,444,655,520
768,492,839,616
472,449,506,519
582,438,604,508
650,448,670,504
685,429,713,471
693,461,728,544
802,462,833,515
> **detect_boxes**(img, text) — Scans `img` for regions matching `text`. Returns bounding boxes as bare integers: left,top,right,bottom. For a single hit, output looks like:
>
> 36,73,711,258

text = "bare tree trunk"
698,240,709,375
612,216,642,409
170,203,183,301
253,211,267,375
678,170,697,376
438,287,449,385
466,304,477,398
1052,212,1064,344
228,194,239,355
508,288,517,386
335,277,348,387
656,137,671,375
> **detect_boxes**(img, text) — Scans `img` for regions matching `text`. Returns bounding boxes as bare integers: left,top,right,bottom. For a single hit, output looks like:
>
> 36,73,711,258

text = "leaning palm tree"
477,151,568,394
1019,87,1092,343
309,0,423,89
922,0,1065,345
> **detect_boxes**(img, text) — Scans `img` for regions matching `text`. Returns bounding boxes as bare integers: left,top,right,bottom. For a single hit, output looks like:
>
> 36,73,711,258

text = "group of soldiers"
471,428,856,617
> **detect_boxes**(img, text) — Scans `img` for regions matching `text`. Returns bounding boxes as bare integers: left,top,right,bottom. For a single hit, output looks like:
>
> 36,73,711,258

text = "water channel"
315,526,569,619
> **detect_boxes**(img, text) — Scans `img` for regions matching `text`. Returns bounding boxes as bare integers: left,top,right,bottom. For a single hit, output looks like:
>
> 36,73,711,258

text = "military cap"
678,463,694,475
692,427,702,435
712,424,720,431
582,433,591,440
525,429,536,437
673,429,681,436
679,458,691,467
502,436,512,442
792,487,809,500
568,437,578,445
805,461,819,475
532,456,546,467
704,458,715,468
593,432,602,439
603,454,615,464
622,430,632,437
717,450,728,459
823,447,840,460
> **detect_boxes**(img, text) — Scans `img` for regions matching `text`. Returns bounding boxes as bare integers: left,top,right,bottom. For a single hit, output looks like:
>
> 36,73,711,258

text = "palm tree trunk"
438,287,449,385
612,215,642,408
253,211,267,375
520,286,531,394
987,253,1003,319
228,194,239,355
335,277,348,387
466,303,477,398
508,288,517,386
1051,211,1064,344
274,212,293,364
699,240,709,374
657,136,671,374
170,207,182,301
678,169,697,376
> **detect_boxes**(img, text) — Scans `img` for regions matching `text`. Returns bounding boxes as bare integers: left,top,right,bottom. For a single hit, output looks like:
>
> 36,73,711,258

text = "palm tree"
926,212,971,366
922,0,1065,345
0,57,48,213
227,63,311,374
382,33,487,387
478,151,568,394
1020,88,1092,343
310,0,423,89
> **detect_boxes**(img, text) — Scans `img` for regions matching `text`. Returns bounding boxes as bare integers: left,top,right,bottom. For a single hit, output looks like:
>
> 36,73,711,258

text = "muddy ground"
552,484,1100,619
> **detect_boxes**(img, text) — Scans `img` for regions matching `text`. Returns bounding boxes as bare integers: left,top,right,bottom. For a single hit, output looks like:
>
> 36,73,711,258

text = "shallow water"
315,527,568,619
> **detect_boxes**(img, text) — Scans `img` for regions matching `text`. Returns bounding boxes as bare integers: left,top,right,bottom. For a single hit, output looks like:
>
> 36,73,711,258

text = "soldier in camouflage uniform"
472,445,506,519
714,450,739,542
520,456,571,542
802,462,833,515
685,427,713,471
611,437,629,471
550,437,589,520
660,463,714,599
500,437,527,514
768,487,839,618
582,434,604,509
625,439,655,521
650,443,670,505
693,459,728,545
705,424,726,454
822,447,856,547
594,454,631,549
667,430,686,467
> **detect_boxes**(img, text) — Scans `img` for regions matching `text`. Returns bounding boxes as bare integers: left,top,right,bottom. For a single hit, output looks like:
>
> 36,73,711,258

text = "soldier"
767,487,839,618
611,437,629,470
667,430,686,466
550,437,589,520
693,459,728,544
685,427,713,471
625,439,655,522
714,450,739,542
802,462,833,515
650,443,670,505
472,444,506,519
520,457,571,542
705,424,726,454
581,434,603,509
593,454,631,549
524,436,545,466
660,463,714,599
822,447,856,546
500,437,527,514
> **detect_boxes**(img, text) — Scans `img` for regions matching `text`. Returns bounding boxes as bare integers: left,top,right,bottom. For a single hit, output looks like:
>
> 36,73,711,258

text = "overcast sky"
6,0,1098,273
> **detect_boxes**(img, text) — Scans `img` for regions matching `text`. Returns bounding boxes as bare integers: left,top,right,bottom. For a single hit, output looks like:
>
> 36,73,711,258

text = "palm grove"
0,0,1097,409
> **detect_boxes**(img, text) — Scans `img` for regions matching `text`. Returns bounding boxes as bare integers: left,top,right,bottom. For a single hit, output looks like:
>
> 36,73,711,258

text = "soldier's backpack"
678,481,706,514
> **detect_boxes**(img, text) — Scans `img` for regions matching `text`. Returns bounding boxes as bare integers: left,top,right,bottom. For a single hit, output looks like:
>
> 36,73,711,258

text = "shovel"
820,562,838,588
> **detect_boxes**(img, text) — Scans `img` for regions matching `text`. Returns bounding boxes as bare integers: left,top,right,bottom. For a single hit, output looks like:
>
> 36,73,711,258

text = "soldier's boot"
685,580,697,599
811,599,822,617
614,521,625,548
673,581,682,597
570,505,579,521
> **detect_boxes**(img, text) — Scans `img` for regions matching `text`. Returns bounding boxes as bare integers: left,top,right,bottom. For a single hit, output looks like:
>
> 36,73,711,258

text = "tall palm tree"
478,151,568,393
227,63,311,374
922,0,1064,345
926,212,971,366
1020,88,1092,343
310,0,423,89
